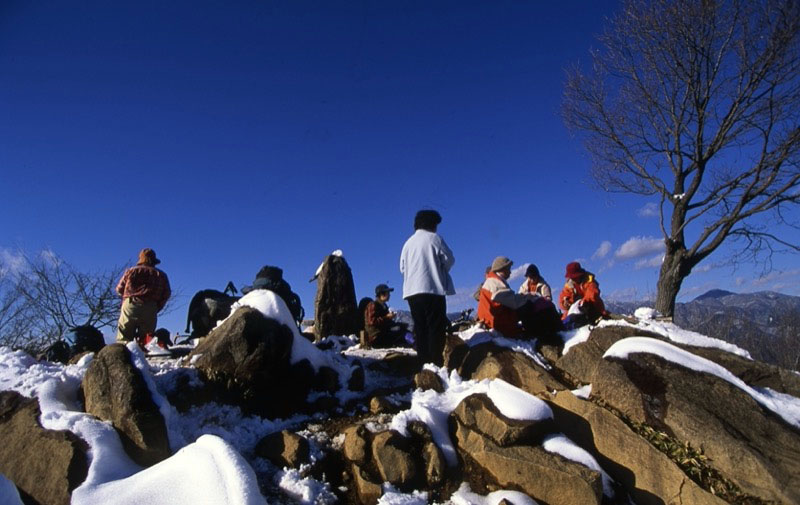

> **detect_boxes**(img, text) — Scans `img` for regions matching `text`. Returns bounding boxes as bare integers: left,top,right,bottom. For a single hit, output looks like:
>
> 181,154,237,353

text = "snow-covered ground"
1,305,799,504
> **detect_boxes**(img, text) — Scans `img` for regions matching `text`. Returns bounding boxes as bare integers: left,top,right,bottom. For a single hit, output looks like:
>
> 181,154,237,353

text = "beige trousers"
116,297,158,342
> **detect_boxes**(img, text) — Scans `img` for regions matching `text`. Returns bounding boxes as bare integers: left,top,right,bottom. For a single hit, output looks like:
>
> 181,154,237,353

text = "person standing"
116,248,171,342
400,210,455,367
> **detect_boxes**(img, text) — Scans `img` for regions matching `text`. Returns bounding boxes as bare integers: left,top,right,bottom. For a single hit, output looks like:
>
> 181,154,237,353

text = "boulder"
452,394,553,447
351,463,382,505
369,396,395,415
421,441,446,486
342,424,371,466
82,343,170,467
596,349,800,504
371,430,418,488
313,254,359,340
688,345,800,397
255,430,310,468
549,390,728,505
0,392,89,505
453,420,603,505
471,347,568,396
413,369,445,393
555,325,664,385
189,306,296,416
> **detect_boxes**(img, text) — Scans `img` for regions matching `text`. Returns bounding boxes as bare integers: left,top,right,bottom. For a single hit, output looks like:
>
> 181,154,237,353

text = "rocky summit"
0,307,799,505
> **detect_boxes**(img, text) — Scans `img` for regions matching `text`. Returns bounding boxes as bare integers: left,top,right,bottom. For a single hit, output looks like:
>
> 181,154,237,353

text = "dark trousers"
407,293,448,368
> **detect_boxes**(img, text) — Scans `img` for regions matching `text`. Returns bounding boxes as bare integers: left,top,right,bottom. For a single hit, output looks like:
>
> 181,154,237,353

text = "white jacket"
400,229,455,298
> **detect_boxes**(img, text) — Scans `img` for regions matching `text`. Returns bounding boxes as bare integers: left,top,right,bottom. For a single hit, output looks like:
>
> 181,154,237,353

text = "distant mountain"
607,290,800,369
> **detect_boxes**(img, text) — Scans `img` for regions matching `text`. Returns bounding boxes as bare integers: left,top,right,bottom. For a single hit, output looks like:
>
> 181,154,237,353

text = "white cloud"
0,248,27,277
606,286,654,302
509,263,529,282
592,241,612,260
614,236,665,260
637,202,659,217
40,248,61,267
634,254,664,270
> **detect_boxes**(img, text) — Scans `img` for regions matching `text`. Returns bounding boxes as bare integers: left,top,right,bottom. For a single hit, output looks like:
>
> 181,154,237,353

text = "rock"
549,390,728,505
255,430,310,468
371,430,418,488
82,343,170,467
596,348,800,504
351,463,382,505
313,254,359,341
0,391,89,505
422,441,446,486
342,425,371,465
453,419,603,505
471,347,567,396
413,369,445,393
369,396,394,415
555,325,663,385
314,366,340,392
189,306,296,416
452,394,553,447
688,345,800,397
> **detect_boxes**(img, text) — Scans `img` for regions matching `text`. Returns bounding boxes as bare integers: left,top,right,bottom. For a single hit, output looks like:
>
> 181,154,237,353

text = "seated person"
559,261,607,328
241,265,304,325
478,257,562,340
517,263,552,301
364,284,409,348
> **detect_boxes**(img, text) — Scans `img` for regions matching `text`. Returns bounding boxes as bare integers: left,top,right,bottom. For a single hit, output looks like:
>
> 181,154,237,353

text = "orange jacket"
559,274,605,321
477,272,522,337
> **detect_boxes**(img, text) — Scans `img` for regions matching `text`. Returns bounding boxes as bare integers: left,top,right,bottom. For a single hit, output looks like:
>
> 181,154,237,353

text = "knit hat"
375,284,394,295
490,256,513,272
525,264,540,279
137,248,160,266
565,261,586,280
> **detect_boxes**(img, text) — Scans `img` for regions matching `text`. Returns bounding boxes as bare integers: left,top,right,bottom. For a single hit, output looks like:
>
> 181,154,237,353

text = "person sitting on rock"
559,261,607,329
364,284,410,348
517,263,552,301
478,257,562,340
241,265,304,325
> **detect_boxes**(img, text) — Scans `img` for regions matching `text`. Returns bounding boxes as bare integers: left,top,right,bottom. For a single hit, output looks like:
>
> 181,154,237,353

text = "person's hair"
414,210,442,231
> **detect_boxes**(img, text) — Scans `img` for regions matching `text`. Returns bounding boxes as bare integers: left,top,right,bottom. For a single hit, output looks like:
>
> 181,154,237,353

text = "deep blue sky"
2,1,798,334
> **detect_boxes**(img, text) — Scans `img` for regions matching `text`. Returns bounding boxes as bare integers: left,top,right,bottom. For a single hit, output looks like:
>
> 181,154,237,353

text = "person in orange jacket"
559,261,606,329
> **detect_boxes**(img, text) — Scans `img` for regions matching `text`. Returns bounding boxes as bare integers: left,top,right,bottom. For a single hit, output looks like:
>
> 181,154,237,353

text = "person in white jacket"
400,209,455,367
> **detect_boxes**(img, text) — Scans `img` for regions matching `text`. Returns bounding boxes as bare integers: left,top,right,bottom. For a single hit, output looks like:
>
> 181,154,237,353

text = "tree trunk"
655,249,691,318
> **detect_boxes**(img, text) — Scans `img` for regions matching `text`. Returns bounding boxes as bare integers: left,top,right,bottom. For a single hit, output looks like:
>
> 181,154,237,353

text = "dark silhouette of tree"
563,0,800,317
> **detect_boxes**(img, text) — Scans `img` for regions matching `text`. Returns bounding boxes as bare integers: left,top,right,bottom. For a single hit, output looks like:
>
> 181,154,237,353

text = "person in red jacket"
559,261,606,329
116,248,171,342
364,284,409,348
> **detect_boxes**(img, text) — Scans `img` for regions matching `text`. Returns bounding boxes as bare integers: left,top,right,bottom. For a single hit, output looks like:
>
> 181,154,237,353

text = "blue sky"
1,1,798,334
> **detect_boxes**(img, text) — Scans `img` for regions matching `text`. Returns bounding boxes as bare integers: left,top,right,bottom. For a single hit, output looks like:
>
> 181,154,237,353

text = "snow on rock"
561,325,593,355
449,482,538,505
223,289,352,385
571,384,592,399
633,307,659,320
377,484,428,505
73,435,267,505
456,325,549,369
541,434,614,496
604,337,800,428
391,366,552,467
597,317,751,358
275,468,337,505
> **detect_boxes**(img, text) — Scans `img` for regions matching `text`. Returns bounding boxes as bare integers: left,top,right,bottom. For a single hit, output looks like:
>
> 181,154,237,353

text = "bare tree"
0,252,125,352
563,0,800,317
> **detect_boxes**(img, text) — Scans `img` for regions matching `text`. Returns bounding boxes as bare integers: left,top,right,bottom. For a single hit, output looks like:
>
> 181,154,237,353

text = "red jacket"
559,274,605,321
116,265,171,311
477,272,522,337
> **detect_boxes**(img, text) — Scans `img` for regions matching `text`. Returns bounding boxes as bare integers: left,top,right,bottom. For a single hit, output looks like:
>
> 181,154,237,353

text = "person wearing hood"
559,261,606,328
400,209,455,367
517,263,552,301
115,248,171,342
